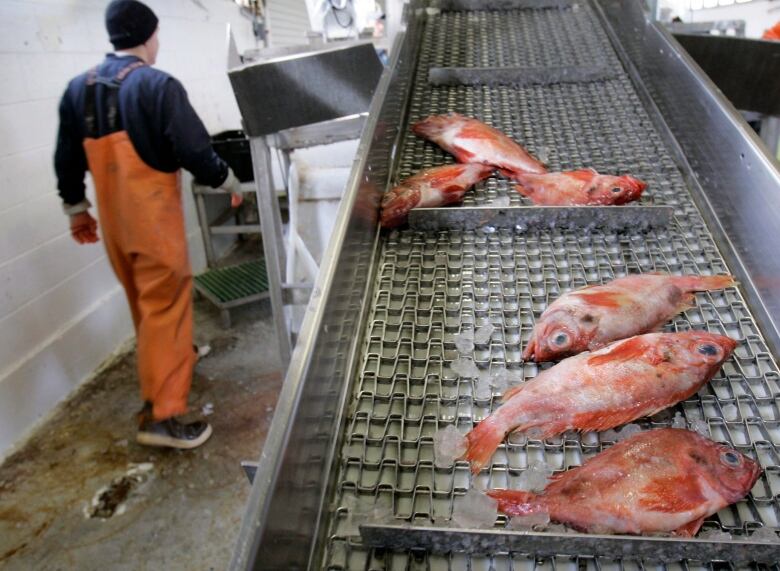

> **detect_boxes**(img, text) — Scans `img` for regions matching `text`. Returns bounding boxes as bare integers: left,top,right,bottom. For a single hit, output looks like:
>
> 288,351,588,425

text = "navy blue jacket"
55,54,228,206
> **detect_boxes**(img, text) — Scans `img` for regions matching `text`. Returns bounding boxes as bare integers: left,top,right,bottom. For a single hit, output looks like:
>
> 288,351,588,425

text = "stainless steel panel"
233,0,780,569
427,64,618,87
596,0,780,357
229,5,426,569
228,42,383,137
408,205,673,231
360,523,780,563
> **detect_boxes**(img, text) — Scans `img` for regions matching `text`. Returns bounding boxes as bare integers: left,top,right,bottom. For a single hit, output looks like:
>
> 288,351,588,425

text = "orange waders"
82,62,195,421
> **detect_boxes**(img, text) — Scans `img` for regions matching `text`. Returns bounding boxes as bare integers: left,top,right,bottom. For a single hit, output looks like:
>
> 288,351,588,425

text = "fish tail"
462,415,509,474
672,274,737,292
486,489,544,516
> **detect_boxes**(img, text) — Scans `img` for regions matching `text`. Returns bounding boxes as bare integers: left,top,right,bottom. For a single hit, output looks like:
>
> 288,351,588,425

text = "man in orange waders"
54,0,243,449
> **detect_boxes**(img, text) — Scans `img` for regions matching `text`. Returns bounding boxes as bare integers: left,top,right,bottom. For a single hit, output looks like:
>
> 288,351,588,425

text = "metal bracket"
240,461,258,484
434,0,575,10
407,205,674,232
359,523,780,564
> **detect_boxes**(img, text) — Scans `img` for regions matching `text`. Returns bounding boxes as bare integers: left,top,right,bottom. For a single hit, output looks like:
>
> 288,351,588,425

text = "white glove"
218,167,243,207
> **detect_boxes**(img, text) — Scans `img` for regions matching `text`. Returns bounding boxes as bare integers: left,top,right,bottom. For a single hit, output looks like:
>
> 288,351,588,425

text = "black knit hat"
105,0,159,50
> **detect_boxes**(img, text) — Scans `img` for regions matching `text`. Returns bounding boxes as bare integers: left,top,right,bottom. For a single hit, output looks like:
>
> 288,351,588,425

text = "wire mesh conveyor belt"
321,3,780,570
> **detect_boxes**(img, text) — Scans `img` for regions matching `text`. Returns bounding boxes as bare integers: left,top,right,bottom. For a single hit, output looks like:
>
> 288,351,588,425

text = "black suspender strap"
83,60,146,137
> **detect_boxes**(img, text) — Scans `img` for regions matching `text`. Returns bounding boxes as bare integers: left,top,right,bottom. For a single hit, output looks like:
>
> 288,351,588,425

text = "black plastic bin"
211,130,253,182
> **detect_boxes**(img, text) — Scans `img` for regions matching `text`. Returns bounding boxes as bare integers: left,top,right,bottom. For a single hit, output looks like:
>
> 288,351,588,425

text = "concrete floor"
0,295,283,570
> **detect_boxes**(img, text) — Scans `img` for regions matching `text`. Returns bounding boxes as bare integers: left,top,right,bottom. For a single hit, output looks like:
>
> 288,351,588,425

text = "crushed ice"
474,323,495,345
454,328,475,354
516,460,554,493
508,511,550,531
751,526,780,542
452,356,480,378
434,425,467,468
689,418,710,437
202,402,215,416
451,488,498,528
342,494,395,535
475,370,494,399
671,412,687,429
601,423,643,442
698,528,733,541
491,195,511,208
722,404,739,421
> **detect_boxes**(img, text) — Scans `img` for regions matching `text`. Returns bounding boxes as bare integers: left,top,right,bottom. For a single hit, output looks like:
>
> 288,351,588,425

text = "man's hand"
70,212,99,244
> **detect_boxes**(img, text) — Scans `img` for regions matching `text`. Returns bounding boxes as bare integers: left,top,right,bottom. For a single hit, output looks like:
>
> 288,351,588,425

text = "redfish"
524,273,736,362
488,428,760,536
514,169,646,205
462,331,737,472
380,163,494,228
412,113,547,176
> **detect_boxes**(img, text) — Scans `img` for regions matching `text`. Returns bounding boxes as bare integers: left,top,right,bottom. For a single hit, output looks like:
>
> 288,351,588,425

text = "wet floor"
0,297,283,571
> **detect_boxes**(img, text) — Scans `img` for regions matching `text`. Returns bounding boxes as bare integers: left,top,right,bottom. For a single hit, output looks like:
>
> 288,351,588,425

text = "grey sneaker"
137,417,213,449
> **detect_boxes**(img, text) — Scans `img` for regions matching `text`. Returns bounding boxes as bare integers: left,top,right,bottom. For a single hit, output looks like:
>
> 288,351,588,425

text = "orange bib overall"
82,62,195,421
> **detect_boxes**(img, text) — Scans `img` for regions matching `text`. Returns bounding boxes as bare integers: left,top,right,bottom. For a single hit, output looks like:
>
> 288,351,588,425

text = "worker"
54,0,243,449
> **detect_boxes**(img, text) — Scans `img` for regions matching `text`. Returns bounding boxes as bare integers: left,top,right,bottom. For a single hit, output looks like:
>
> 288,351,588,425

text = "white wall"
266,0,310,47
662,0,779,38
0,0,257,458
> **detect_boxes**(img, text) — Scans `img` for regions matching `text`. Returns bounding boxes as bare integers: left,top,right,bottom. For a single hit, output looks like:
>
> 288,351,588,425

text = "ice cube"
455,328,475,354
342,495,394,535
690,418,710,437
722,404,739,421
697,528,733,541
434,425,467,468
489,368,510,392
615,423,643,441
508,512,550,531
601,428,619,442
451,488,498,528
202,402,214,416
546,523,570,534
491,195,511,207
671,412,686,429
537,146,550,165
474,323,495,345
751,526,780,542
516,460,553,492
452,356,480,378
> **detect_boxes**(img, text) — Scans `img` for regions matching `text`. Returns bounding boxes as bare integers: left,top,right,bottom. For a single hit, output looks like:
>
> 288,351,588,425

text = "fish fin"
462,416,509,474
670,275,737,293
522,335,537,362
501,382,526,402
573,290,624,308
674,293,696,315
486,489,543,517
570,408,647,432
566,169,599,183
675,517,705,538
638,475,707,514
587,336,654,367
514,183,535,198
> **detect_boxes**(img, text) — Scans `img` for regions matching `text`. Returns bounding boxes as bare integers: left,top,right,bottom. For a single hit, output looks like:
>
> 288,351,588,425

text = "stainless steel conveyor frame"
230,1,780,569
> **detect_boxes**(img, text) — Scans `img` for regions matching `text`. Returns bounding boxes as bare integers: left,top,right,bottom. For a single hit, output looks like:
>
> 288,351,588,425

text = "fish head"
524,307,599,361
589,175,647,205
683,432,761,503
668,331,738,375
411,113,465,139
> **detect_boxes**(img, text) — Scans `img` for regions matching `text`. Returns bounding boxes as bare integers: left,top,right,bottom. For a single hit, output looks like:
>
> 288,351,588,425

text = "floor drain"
87,463,153,519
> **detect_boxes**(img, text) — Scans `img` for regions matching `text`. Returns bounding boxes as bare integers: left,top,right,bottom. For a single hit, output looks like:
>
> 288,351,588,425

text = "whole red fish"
524,273,736,362
462,331,737,472
379,163,493,228
488,428,760,536
514,169,646,205
412,113,547,176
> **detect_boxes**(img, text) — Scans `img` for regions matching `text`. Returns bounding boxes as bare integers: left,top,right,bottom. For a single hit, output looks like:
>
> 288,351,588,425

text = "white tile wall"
0,0,259,458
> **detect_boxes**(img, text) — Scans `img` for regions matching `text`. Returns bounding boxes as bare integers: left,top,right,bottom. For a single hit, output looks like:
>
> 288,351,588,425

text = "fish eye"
720,450,742,467
610,187,622,193
698,344,719,356
552,332,570,347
